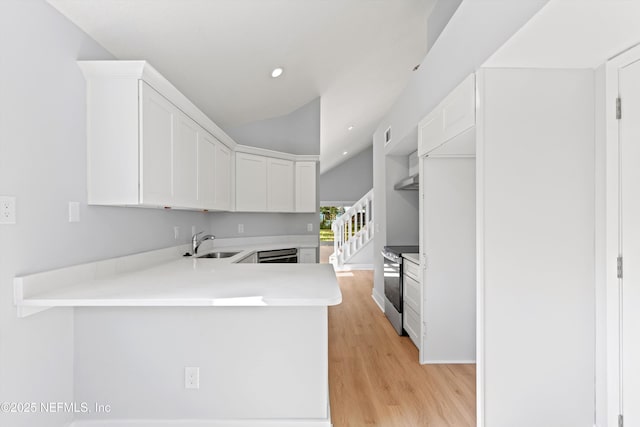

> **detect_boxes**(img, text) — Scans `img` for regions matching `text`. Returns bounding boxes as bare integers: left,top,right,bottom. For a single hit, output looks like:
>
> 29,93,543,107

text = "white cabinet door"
197,129,216,210
418,108,444,157
295,161,317,213
236,153,267,211
140,83,174,206
442,74,475,143
214,142,232,211
173,112,199,208
418,73,475,157
298,248,317,263
267,158,294,212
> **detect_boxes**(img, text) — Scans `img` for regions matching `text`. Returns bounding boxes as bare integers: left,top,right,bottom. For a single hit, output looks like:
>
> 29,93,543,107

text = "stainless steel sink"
196,251,240,259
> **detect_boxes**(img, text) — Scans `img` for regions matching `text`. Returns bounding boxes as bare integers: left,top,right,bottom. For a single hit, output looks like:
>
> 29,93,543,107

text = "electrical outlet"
307,223,313,232
238,224,244,234
174,226,180,240
185,367,199,389
0,196,16,224
68,202,80,223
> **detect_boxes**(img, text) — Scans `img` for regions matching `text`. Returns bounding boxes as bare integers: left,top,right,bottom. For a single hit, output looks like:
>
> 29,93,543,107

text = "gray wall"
426,0,463,51
227,97,321,155
0,1,212,426
385,155,419,246
209,212,317,239
319,146,373,204
371,0,549,310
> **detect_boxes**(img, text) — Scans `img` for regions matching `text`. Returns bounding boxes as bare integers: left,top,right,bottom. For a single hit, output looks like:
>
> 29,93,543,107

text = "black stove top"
383,245,419,256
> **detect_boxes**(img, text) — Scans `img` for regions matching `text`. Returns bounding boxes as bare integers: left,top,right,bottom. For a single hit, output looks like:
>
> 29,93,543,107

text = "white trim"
603,44,640,427
474,68,486,427
69,419,332,427
332,263,373,272
422,360,476,365
78,61,237,151
235,144,319,162
372,289,385,313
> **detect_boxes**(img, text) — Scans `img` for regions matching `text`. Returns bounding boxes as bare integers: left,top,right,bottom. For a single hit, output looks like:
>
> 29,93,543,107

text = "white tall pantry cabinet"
476,68,595,427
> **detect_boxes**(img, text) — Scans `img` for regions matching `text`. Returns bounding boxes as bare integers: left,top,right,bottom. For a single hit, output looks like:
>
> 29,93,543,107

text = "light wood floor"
328,270,476,427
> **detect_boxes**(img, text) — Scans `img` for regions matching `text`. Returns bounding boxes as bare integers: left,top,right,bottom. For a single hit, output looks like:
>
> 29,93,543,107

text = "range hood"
394,174,419,191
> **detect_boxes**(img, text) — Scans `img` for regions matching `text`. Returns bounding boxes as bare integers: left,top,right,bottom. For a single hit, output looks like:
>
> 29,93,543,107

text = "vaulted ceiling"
48,0,436,173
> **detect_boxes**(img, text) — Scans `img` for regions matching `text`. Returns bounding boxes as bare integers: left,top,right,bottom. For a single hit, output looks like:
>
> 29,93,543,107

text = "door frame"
605,43,640,427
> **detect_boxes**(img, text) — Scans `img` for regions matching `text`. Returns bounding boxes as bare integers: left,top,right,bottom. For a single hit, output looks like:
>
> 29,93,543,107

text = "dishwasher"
257,248,298,263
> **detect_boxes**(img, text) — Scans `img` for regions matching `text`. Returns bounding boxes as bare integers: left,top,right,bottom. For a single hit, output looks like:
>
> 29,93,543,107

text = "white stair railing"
331,189,374,266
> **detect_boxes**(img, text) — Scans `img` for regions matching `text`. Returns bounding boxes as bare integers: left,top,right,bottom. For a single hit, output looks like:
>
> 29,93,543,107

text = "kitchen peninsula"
14,244,340,426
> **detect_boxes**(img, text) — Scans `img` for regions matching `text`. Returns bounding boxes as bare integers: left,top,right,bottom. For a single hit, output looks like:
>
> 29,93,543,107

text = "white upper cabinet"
267,158,294,212
295,161,317,213
236,153,268,211
235,154,316,213
79,61,318,213
418,74,475,157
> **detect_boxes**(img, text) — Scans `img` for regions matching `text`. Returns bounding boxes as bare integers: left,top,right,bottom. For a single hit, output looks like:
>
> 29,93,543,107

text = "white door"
267,158,294,212
139,83,174,206
173,113,198,208
619,59,640,426
295,161,317,213
236,152,267,211
197,129,216,210
214,142,232,210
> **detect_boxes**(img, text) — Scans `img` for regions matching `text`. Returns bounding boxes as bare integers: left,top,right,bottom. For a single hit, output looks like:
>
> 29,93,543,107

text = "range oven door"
383,255,402,313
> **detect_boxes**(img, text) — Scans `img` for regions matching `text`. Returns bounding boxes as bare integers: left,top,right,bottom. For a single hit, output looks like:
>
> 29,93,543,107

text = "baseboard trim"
70,419,332,427
371,290,385,313
333,263,373,272
422,359,476,365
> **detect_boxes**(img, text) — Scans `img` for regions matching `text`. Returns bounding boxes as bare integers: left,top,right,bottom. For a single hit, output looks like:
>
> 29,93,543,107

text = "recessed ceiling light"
347,126,354,131
343,151,348,155
271,67,284,78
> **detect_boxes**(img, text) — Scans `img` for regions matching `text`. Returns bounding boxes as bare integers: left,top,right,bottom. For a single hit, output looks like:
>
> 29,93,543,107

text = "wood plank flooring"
328,270,476,427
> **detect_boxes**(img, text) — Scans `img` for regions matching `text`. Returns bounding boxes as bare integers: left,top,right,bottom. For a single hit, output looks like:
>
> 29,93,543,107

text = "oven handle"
381,250,400,263
259,254,298,262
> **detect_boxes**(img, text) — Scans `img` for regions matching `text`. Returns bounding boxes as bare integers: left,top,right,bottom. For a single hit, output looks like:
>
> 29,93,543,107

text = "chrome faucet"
192,231,216,255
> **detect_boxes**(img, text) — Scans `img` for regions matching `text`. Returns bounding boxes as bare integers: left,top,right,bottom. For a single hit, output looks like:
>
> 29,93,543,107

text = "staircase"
330,189,374,268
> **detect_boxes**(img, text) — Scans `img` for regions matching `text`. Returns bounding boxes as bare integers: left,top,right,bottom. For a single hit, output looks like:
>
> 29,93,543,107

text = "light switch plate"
0,196,16,224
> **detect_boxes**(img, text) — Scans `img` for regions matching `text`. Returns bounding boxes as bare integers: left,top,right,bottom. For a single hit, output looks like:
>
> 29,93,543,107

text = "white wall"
74,307,328,421
594,63,607,427
477,68,595,427
0,1,213,426
319,146,373,204
372,0,550,309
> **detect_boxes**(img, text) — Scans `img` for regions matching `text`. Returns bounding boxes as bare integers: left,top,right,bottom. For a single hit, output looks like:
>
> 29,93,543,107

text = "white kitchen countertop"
19,260,340,308
14,237,340,315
